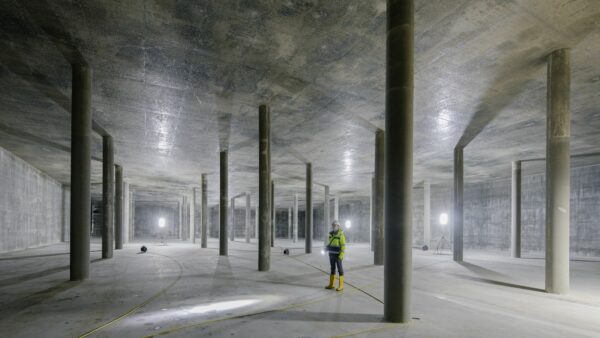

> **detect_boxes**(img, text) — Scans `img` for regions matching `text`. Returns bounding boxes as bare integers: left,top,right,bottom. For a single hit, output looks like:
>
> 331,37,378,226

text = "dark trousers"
329,253,344,276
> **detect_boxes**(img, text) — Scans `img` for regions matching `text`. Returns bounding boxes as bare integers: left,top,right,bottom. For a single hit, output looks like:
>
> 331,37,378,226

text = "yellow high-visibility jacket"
327,229,346,260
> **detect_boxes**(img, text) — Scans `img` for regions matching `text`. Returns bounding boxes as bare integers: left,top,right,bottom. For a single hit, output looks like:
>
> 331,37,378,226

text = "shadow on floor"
457,261,507,279
261,310,383,323
455,273,545,293
0,258,102,288
0,250,102,261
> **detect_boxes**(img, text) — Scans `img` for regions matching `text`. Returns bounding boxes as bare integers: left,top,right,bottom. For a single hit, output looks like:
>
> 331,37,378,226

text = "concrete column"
288,207,292,239
374,129,384,266
255,205,259,239
259,104,271,271
61,185,70,242
115,165,123,250
370,177,374,251
333,197,339,220
230,197,236,241
201,174,208,248
102,135,114,259
220,150,228,256
271,180,275,246
192,188,197,243
453,146,464,262
130,191,135,241
245,192,251,243
384,0,414,323
293,194,299,243
424,180,431,247
324,185,330,242
305,162,313,254
69,63,91,281
511,161,522,258
178,199,183,240
123,182,129,245
546,49,571,294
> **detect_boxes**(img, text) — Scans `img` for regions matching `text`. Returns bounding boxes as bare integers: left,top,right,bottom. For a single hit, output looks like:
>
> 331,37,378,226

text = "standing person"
325,220,346,291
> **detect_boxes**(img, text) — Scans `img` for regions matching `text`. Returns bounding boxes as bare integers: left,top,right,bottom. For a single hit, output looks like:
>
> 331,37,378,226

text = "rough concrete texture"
0,146,64,252
0,1,599,204
1,240,599,337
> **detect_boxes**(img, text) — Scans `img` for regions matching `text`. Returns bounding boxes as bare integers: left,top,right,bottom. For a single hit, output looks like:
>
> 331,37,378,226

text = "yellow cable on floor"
78,252,184,338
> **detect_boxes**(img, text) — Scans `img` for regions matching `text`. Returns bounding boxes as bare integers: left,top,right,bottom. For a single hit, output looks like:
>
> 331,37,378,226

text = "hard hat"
332,220,340,226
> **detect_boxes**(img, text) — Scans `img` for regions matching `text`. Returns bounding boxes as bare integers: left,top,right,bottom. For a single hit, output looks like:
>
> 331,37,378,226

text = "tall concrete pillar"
178,199,182,240
130,191,135,241
69,64,91,281
259,104,271,271
220,151,228,256
102,135,114,259
374,129,384,266
324,185,330,241
192,188,197,243
123,182,129,245
271,180,275,246
61,185,70,242
453,146,464,262
334,197,339,220
305,162,313,254
115,165,124,250
245,192,251,243
293,194,299,243
424,180,431,247
230,197,236,241
384,0,414,323
546,48,571,294
201,174,208,248
371,177,375,251
255,205,259,239
511,161,522,258
288,207,292,239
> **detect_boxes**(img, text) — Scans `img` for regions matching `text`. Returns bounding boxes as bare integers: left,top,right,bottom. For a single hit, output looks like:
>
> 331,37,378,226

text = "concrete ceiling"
0,0,599,205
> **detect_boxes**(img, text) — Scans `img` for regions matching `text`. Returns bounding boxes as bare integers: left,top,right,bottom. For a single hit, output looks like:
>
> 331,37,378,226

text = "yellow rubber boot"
336,276,344,292
325,274,335,289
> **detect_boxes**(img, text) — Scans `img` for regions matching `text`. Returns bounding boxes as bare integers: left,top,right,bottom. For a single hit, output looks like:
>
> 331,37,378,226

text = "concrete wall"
134,203,179,239
0,146,65,252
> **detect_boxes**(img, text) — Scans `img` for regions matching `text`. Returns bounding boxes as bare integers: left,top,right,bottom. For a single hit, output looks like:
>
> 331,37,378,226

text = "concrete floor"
1,239,599,338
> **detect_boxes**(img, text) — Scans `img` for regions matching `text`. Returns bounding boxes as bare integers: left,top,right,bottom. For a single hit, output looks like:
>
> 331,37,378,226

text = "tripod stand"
435,234,450,255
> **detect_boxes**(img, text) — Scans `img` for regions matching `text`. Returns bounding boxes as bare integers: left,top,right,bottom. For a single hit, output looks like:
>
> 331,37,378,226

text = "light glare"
158,217,166,228
439,213,448,225
345,220,351,229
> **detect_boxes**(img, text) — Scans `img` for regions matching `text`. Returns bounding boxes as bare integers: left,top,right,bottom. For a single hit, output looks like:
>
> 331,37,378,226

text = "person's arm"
339,232,346,260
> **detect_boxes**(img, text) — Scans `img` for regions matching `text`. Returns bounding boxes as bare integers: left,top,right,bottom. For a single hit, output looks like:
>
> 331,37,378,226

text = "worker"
325,220,346,291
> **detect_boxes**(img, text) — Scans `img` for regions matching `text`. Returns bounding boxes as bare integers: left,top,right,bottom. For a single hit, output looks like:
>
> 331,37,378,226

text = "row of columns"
453,49,571,295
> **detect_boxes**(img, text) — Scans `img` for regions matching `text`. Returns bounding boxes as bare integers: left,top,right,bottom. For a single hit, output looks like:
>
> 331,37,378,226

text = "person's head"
331,220,340,231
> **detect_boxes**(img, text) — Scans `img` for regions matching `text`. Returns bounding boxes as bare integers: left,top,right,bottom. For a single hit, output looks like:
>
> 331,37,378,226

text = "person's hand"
339,254,344,261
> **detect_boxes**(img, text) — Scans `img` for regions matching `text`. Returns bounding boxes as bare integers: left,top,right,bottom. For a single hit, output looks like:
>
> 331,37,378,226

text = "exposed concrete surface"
0,145,63,252
0,240,599,337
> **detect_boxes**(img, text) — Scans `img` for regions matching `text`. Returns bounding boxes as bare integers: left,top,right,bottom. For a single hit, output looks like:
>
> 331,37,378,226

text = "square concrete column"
333,197,339,221
130,191,135,241
293,194,299,243
220,150,228,256
324,185,330,241
511,161,522,258
271,180,275,246
288,207,292,239
371,177,375,251
453,146,464,262
61,185,70,243
305,162,313,254
201,174,208,248
255,204,259,239
178,199,183,240
424,180,431,247
70,64,92,281
115,165,123,250
546,48,571,294
123,182,129,245
102,135,114,259
192,188,197,243
374,129,384,266
245,192,251,243
258,104,271,271
230,197,236,241
384,0,414,323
